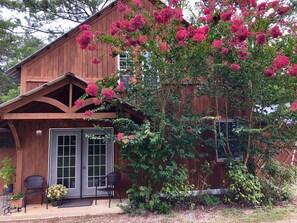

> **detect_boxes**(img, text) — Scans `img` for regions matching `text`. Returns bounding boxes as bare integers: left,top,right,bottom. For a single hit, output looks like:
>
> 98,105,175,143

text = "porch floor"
1,198,126,222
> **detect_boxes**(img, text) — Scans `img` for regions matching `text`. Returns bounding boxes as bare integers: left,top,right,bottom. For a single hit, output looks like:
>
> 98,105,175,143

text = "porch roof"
0,72,144,124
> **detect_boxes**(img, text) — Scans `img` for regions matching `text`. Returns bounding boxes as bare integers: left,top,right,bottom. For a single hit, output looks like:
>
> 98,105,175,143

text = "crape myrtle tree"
76,0,297,208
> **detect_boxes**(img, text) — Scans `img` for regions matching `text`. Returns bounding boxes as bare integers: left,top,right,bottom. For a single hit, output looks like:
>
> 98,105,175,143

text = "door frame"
48,127,114,198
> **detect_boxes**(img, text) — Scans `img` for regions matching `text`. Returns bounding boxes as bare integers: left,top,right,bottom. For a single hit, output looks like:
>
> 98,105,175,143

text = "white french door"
48,128,114,198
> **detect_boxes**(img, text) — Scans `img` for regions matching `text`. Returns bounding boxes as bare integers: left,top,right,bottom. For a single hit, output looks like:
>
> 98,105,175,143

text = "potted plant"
10,192,24,210
47,184,67,207
0,157,16,193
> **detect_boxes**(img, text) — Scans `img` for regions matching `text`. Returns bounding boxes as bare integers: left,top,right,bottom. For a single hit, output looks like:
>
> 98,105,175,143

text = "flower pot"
10,198,23,208
51,199,62,207
5,184,13,194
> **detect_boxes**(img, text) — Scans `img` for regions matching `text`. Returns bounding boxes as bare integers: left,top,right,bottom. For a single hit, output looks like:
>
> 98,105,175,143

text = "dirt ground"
3,200,297,223
2,186,297,223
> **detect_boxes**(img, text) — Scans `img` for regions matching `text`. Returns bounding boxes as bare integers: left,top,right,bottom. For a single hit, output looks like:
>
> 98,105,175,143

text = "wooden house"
0,0,296,201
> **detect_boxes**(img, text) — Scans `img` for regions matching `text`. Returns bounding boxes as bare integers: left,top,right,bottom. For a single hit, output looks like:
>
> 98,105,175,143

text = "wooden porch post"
15,149,24,192
8,121,23,193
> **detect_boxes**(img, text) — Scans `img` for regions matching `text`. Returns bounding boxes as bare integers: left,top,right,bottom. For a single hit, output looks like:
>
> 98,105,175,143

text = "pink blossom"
212,40,223,50
204,7,211,15
176,29,188,41
258,2,266,11
74,100,83,107
84,110,93,116
192,33,206,43
264,68,275,77
270,25,282,38
277,5,290,15
88,45,96,51
153,10,164,23
268,1,279,8
238,50,250,61
273,55,290,70
287,64,297,77
189,128,194,134
116,82,125,92
92,98,103,106
256,34,267,45
76,31,93,49
80,24,91,31
231,63,241,71
117,133,124,140
86,82,98,96
221,47,229,55
169,0,179,6
130,14,146,30
291,103,297,111
205,15,213,23
220,11,232,21
236,26,250,42
129,77,137,84
101,88,115,100
137,35,148,45
128,135,135,140
178,41,185,46
159,42,167,51
132,0,142,7
92,58,102,64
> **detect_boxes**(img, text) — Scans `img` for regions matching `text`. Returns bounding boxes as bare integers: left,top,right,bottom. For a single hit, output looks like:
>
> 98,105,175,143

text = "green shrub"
225,161,263,206
201,194,221,206
119,184,171,215
161,183,196,210
260,161,297,205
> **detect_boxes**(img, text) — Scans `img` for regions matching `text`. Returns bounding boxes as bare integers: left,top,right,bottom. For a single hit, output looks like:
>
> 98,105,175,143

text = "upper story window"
118,54,134,88
118,53,158,88
215,119,241,162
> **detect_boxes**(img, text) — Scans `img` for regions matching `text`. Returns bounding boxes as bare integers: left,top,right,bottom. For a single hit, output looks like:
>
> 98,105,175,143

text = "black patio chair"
24,175,48,213
95,172,122,208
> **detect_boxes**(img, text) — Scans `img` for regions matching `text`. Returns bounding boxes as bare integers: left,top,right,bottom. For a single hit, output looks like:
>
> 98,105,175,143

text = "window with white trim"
118,53,134,88
215,119,241,162
118,53,158,88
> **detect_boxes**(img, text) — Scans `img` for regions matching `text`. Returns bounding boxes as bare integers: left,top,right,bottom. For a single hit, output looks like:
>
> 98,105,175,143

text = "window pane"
88,177,94,187
70,157,75,166
57,168,63,177
69,178,75,188
64,168,69,177
64,157,69,166
88,156,93,165
70,167,75,177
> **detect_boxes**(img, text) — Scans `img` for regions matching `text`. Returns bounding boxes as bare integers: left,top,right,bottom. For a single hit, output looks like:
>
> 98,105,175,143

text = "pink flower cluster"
153,6,183,24
101,88,115,100
76,29,93,49
231,63,240,71
110,14,147,36
273,55,290,70
256,34,267,45
75,99,83,107
270,25,282,38
117,133,134,141
264,68,275,77
291,103,297,111
287,64,297,77
116,82,125,92
137,35,148,45
230,19,250,43
212,40,223,50
92,98,103,106
85,82,98,96
84,110,93,116
220,11,232,21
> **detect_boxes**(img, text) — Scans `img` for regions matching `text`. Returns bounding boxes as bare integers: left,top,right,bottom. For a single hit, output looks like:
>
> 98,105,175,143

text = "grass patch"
220,206,295,223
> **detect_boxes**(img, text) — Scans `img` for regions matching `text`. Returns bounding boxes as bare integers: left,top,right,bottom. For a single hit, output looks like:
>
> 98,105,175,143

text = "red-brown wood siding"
20,4,126,93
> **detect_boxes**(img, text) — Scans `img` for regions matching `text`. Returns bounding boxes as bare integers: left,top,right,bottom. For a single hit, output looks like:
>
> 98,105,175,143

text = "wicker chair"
95,172,122,208
24,175,48,213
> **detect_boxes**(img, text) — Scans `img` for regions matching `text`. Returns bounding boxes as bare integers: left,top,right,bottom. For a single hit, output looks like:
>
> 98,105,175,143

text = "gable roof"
0,72,144,123
5,0,165,83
